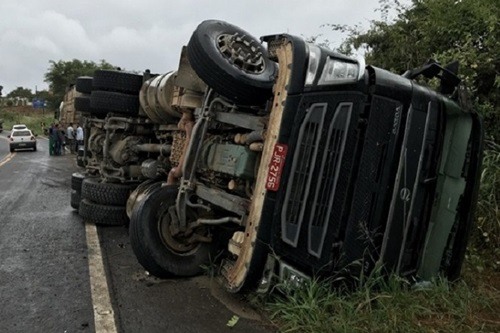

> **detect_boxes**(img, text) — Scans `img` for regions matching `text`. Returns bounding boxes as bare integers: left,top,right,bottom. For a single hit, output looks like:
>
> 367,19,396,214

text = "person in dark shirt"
48,123,55,156
52,124,61,156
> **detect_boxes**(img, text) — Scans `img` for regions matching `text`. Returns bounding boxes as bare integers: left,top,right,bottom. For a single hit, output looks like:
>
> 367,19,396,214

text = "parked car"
9,129,37,152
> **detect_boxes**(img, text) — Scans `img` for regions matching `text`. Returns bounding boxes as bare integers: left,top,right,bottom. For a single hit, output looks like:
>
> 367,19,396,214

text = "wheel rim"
216,33,265,74
157,206,206,254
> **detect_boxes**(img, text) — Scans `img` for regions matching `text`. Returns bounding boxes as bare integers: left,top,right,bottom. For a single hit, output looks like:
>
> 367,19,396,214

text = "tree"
44,59,115,109
6,86,34,99
35,90,51,101
326,0,500,141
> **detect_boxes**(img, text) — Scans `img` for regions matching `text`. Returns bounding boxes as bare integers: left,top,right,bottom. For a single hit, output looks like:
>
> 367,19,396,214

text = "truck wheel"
75,76,93,94
79,199,128,226
126,179,162,218
90,90,140,116
187,20,277,105
129,185,213,277
93,70,143,94
71,172,86,193
74,96,91,112
76,156,84,168
71,190,81,210
81,178,138,206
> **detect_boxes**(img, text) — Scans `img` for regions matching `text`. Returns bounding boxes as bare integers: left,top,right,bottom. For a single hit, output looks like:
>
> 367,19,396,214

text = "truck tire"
129,185,213,277
71,172,86,193
126,179,162,218
81,178,138,206
74,96,91,112
187,20,277,105
90,90,140,116
79,199,128,226
75,95,108,118
75,76,93,94
93,70,143,94
76,156,85,168
71,190,81,210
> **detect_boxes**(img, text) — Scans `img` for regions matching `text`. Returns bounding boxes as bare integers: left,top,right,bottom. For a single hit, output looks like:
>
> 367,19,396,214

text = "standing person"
66,123,74,154
75,124,84,152
40,121,46,136
52,124,61,156
48,123,55,156
58,125,66,155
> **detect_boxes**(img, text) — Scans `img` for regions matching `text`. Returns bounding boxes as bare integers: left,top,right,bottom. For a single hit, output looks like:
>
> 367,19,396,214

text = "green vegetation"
6,87,36,99
329,0,499,142
44,59,115,110
0,106,54,136
264,268,499,333
473,144,500,262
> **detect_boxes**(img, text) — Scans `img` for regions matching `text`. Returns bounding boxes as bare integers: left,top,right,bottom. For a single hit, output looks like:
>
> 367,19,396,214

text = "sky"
0,0,406,95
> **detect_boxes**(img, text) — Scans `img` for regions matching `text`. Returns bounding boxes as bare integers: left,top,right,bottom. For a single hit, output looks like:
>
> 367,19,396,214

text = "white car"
9,129,37,152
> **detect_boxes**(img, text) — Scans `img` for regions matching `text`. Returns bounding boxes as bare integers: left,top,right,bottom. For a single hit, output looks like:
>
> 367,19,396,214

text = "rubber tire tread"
79,199,128,226
90,90,140,116
129,185,212,277
74,96,91,112
71,191,81,210
75,76,93,94
126,179,162,219
187,20,276,105
93,70,143,94
81,178,137,206
71,172,86,193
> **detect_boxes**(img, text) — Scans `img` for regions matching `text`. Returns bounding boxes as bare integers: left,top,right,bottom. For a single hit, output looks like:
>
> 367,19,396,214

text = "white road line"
85,222,119,333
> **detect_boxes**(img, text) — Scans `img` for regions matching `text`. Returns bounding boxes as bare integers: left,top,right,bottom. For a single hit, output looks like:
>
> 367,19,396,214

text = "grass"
0,105,55,136
262,262,499,333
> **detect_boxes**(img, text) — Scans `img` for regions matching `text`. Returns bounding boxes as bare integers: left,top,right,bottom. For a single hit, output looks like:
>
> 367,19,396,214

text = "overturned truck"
71,20,483,292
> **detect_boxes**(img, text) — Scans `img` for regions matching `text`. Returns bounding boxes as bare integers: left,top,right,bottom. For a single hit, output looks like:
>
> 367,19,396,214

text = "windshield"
12,130,31,137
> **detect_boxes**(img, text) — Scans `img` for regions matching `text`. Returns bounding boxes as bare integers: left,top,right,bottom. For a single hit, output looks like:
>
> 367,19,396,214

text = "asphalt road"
0,132,275,333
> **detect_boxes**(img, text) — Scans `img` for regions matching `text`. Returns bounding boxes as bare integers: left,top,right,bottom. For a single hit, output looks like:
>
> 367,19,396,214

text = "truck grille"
281,102,353,257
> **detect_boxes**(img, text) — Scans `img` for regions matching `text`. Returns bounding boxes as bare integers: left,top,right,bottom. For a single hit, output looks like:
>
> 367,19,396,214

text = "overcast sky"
0,0,406,95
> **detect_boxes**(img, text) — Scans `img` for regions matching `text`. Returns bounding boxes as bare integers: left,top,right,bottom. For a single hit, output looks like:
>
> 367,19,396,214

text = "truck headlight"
305,44,322,86
318,57,359,85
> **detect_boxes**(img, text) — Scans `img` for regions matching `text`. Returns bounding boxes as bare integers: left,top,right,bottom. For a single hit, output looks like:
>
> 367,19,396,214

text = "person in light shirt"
66,123,75,154
75,124,84,151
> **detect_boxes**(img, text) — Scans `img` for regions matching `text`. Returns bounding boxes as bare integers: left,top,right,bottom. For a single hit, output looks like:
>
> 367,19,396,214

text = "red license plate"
266,143,288,191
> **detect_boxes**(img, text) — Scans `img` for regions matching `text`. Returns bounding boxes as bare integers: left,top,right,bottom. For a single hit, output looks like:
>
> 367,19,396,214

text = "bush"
471,145,500,255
